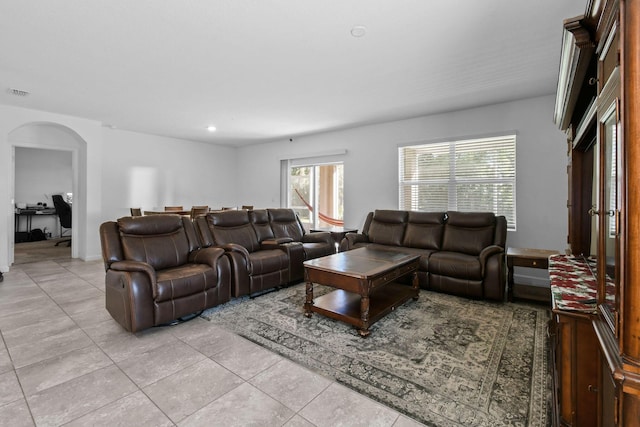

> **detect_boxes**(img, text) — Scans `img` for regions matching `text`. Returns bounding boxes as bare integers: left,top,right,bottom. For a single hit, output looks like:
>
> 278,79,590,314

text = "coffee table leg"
304,281,313,318
411,272,419,300
358,296,371,337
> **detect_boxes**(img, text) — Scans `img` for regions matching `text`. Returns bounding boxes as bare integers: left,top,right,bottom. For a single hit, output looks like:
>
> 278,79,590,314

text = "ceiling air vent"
7,88,30,97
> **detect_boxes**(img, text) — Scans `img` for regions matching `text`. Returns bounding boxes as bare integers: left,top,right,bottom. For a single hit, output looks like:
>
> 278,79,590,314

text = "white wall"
99,128,238,220
0,105,238,271
2,96,569,287
1,106,104,270
237,95,569,282
15,147,72,237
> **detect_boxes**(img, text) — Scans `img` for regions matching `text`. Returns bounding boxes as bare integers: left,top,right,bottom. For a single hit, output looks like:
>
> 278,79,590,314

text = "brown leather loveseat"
340,210,507,300
99,215,232,332
195,208,335,298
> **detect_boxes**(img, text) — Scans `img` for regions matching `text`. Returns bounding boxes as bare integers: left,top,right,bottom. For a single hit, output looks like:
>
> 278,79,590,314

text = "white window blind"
399,135,516,230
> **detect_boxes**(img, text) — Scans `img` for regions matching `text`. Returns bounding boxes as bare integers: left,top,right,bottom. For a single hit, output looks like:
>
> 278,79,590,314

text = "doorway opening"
8,122,86,267
13,147,73,264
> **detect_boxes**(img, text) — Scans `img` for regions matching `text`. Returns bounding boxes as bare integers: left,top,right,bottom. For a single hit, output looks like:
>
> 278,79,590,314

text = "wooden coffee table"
303,247,420,337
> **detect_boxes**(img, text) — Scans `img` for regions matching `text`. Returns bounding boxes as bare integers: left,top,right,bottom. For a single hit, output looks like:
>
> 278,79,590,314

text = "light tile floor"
0,259,425,427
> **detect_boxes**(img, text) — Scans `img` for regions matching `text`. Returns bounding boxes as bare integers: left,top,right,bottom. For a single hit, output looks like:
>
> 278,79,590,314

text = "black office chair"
52,194,71,246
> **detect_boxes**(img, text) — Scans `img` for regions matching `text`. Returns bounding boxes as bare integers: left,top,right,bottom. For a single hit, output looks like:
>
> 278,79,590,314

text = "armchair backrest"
441,211,503,255
494,216,508,248
207,210,260,252
101,215,194,270
402,211,446,250
250,209,275,242
268,208,304,241
366,210,408,246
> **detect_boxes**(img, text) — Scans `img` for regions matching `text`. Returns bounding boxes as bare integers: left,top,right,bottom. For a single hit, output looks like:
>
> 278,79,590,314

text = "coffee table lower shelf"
306,282,417,336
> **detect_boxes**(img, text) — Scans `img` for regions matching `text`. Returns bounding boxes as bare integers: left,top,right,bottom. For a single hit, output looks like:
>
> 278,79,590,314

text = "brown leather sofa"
195,208,334,298
339,210,507,300
99,215,231,332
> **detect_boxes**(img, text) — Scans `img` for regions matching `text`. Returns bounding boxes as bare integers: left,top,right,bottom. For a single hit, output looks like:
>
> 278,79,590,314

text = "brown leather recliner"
340,210,507,301
428,211,506,300
195,210,290,298
248,209,306,283
266,208,334,260
99,215,231,332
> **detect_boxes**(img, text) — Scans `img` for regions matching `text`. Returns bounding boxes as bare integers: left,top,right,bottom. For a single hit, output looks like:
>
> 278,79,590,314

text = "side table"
507,247,559,302
310,226,358,252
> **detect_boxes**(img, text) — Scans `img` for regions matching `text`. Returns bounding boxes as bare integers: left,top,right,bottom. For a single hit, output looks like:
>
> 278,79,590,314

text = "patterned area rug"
202,284,550,427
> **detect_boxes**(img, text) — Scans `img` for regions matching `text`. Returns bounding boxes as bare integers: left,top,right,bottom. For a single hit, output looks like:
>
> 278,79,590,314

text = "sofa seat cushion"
248,249,289,275
303,242,333,260
428,251,482,280
156,264,217,303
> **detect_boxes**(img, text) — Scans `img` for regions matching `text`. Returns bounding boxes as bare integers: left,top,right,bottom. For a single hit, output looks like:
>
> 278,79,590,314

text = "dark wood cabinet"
554,0,640,425
551,310,599,426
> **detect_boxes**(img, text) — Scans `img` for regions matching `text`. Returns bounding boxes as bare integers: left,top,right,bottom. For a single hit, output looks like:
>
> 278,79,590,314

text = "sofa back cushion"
367,210,408,246
208,210,260,252
100,221,123,267
441,211,496,256
117,215,190,270
268,208,304,241
250,209,275,242
402,211,445,250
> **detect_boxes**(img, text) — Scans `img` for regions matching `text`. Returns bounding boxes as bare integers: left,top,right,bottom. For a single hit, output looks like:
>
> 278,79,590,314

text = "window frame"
281,152,345,230
398,134,517,230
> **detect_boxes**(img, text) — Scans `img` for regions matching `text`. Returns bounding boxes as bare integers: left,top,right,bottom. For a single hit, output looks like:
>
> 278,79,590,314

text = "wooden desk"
15,209,58,233
506,247,558,302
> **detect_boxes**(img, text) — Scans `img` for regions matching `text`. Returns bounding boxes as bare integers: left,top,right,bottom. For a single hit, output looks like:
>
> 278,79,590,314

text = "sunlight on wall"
128,167,160,210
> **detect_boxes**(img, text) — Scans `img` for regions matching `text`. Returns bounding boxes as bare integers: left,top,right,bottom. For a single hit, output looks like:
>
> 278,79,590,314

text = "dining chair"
130,208,142,217
165,206,184,212
241,205,254,210
221,206,236,211
190,205,209,219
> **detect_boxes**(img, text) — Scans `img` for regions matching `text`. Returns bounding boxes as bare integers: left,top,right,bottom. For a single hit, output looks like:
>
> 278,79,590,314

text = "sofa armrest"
220,243,249,255
109,260,157,297
302,232,332,245
262,237,294,246
479,245,504,276
339,233,369,251
220,243,253,274
189,247,226,268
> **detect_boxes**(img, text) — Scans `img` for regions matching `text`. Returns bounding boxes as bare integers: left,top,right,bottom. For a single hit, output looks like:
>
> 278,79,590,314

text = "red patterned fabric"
549,255,615,312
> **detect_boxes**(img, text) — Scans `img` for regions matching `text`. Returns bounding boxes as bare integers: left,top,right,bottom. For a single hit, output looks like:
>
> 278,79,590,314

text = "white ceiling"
0,0,586,146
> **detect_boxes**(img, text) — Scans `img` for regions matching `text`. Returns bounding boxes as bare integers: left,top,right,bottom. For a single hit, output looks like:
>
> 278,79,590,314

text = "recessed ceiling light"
207,125,217,132
350,26,367,38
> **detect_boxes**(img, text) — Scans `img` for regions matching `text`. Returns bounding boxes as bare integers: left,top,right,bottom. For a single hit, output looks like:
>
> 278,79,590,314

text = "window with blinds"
399,135,516,230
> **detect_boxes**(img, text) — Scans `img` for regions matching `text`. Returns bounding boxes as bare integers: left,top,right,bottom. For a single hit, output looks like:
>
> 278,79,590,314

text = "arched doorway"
8,122,87,265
